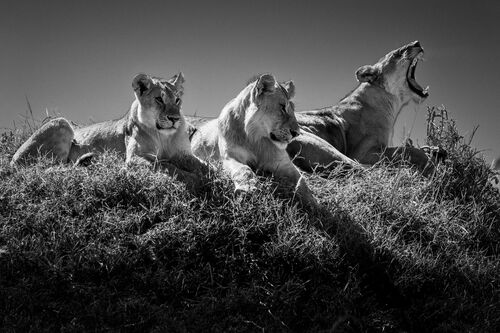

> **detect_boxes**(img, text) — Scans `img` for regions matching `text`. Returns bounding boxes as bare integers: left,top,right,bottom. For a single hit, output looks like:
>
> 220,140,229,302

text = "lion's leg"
173,153,210,176
223,157,258,194
11,118,76,166
168,153,210,191
170,130,211,176
129,154,205,191
381,146,435,175
282,172,319,210
67,141,94,165
286,131,359,173
190,120,220,161
295,176,319,210
349,135,379,164
158,161,205,192
125,136,153,165
217,136,258,193
126,137,205,191
270,158,319,210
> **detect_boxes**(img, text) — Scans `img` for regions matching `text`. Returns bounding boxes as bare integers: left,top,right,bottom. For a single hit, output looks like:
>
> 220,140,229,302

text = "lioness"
11,73,207,187
492,157,500,171
288,41,435,174
190,74,318,208
491,157,500,191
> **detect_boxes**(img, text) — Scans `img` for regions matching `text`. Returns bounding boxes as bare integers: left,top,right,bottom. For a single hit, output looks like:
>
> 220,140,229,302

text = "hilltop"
1,107,499,332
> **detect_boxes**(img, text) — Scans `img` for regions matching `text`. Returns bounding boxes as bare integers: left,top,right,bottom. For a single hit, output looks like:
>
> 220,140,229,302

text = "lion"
492,157,500,171
491,157,500,191
11,72,207,187
287,41,437,175
190,73,318,208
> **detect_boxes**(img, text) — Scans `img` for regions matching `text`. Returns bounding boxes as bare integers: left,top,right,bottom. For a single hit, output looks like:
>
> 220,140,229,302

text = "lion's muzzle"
270,129,300,147
156,115,181,130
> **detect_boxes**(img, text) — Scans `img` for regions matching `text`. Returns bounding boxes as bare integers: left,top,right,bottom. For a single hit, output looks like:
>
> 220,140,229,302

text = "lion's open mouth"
407,53,429,98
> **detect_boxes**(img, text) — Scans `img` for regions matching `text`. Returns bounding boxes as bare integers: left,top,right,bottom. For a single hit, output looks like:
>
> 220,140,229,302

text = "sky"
1,0,499,162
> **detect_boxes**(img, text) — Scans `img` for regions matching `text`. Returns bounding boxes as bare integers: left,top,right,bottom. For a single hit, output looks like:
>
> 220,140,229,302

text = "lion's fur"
288,41,434,174
192,77,298,166
294,82,403,164
11,73,204,179
491,157,500,191
492,157,500,171
191,74,317,208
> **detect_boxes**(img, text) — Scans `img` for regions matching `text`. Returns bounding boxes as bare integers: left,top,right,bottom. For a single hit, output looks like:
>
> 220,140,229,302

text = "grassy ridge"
0,110,499,332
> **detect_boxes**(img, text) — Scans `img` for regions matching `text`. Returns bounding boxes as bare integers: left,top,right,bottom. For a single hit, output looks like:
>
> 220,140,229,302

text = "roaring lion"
288,41,436,174
190,74,318,208
11,72,207,186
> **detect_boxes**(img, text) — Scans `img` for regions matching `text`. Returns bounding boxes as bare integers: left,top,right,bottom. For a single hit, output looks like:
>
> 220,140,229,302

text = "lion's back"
74,118,127,154
296,109,348,154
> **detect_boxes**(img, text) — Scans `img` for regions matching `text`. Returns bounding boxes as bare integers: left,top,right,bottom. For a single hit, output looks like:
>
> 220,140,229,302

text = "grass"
0,107,499,332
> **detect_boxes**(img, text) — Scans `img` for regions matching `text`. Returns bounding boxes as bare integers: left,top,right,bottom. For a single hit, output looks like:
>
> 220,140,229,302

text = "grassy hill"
1,108,499,332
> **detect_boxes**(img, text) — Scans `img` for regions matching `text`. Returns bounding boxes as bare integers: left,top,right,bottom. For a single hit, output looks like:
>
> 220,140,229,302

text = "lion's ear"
169,72,185,96
282,81,295,99
355,65,380,83
132,73,152,96
255,74,276,96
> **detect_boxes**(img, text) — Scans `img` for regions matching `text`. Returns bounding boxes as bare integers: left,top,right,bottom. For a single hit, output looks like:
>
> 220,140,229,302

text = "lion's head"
241,74,300,150
132,72,185,132
355,41,429,103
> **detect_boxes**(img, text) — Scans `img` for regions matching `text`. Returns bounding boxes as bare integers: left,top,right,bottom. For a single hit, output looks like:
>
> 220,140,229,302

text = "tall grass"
0,107,499,332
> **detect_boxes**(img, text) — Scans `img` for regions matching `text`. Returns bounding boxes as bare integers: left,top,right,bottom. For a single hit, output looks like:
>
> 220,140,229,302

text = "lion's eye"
155,97,163,104
175,97,181,105
280,104,287,114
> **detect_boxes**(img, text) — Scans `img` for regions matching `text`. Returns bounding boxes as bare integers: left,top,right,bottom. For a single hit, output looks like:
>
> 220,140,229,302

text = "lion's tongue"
408,58,429,97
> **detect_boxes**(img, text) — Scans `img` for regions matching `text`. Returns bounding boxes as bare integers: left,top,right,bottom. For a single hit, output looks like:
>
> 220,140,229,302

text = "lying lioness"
11,73,207,187
190,74,318,209
288,41,435,174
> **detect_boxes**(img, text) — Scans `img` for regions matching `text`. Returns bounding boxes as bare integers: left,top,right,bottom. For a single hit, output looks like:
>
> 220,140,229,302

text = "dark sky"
1,0,499,161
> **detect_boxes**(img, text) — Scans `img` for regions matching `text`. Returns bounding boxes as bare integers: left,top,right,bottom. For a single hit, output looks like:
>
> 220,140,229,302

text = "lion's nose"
290,129,300,138
410,41,423,51
167,116,179,123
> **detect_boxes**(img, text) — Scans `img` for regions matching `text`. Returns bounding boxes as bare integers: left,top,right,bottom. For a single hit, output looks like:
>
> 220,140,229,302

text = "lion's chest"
155,133,175,159
344,108,392,147
131,128,183,161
